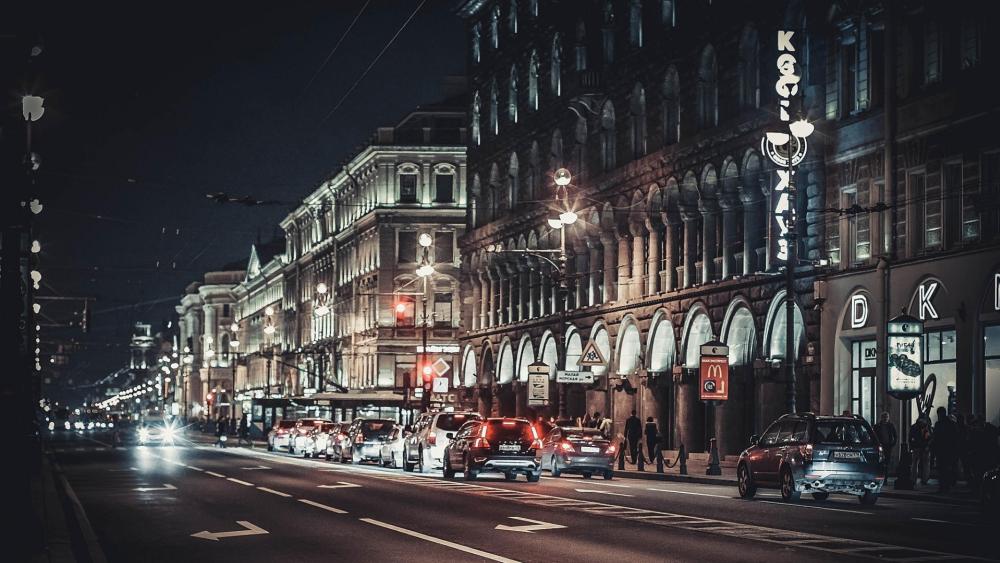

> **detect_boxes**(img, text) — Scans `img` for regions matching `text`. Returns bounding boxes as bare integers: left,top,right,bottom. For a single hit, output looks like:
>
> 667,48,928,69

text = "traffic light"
394,296,414,327
421,364,433,384
206,392,214,407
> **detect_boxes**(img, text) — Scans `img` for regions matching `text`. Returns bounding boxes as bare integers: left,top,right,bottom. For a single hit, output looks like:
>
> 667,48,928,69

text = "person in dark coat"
644,417,659,461
624,410,642,463
909,417,932,486
873,412,897,474
931,407,959,492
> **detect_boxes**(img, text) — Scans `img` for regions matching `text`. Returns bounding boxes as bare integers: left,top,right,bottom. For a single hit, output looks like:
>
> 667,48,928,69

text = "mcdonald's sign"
699,355,729,402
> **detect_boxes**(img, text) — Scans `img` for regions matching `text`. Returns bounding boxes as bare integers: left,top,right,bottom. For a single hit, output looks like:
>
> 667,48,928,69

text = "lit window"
399,173,417,203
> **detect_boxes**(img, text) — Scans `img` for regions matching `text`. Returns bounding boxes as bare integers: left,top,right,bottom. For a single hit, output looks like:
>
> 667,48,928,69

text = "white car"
288,418,332,455
137,419,179,446
403,411,482,472
379,426,407,468
266,420,297,451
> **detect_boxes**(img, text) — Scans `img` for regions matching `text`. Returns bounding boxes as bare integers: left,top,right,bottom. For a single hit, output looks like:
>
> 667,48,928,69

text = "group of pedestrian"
906,407,999,492
212,414,253,447
577,412,613,439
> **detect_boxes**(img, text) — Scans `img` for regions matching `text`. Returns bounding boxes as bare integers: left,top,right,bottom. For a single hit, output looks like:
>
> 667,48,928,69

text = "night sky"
21,1,464,391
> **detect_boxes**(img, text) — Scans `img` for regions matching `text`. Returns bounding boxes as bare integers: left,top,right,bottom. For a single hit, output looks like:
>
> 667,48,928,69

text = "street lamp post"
417,233,435,413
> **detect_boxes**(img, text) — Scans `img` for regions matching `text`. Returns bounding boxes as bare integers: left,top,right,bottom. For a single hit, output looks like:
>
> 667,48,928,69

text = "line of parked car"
264,411,619,482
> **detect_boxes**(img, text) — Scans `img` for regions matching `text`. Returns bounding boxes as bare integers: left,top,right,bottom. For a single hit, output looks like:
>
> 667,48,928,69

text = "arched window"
471,23,481,63
489,163,501,218
470,173,481,228
550,34,562,96
490,5,500,49
629,82,646,159
397,163,419,204
471,91,481,145
575,20,588,71
508,0,518,34
508,152,519,208
629,0,643,47
602,1,615,64
529,0,538,17
528,51,539,110
662,66,680,145
527,141,540,202
662,0,675,27
697,45,718,129
550,129,563,171
433,163,456,204
738,26,760,109
489,78,499,135
508,64,518,123
573,117,587,178
600,101,616,171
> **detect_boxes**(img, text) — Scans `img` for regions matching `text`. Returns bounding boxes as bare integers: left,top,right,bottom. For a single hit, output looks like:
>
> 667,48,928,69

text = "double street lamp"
416,233,435,412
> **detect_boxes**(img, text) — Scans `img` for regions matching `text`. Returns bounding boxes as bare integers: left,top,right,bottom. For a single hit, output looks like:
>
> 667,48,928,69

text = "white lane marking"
241,465,272,470
647,487,731,499
187,466,204,471
574,488,634,497
227,478,254,486
108,467,139,472
912,517,988,528
582,481,632,488
257,487,291,498
205,471,226,478
191,521,268,542
298,499,348,514
360,518,520,563
758,500,872,515
495,516,567,533
317,481,362,489
134,484,177,492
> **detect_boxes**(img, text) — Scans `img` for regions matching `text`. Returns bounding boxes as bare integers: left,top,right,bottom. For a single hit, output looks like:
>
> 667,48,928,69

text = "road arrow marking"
495,516,567,533
134,484,177,492
191,521,268,542
241,465,272,470
574,488,634,497
109,467,138,472
317,481,362,489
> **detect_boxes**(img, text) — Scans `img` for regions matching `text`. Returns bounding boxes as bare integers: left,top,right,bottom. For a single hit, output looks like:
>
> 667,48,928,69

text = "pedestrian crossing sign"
578,339,607,367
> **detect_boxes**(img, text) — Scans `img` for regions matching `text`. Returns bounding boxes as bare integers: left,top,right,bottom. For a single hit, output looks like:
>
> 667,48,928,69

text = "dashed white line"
758,500,872,515
912,517,986,528
186,466,204,471
257,486,291,498
227,478,254,486
205,471,226,478
360,518,519,563
298,499,348,514
647,487,730,499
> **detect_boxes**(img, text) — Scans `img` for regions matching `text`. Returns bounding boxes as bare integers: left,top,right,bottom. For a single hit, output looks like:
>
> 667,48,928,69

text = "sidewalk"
610,450,981,506
30,451,107,563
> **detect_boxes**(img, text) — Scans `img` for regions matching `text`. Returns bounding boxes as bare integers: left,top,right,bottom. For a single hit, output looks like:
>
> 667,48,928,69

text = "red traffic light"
395,302,407,313
206,392,214,405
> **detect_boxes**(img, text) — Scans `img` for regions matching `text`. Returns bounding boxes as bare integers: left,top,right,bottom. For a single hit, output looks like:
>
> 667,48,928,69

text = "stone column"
518,260,530,321
587,238,601,306
617,233,631,302
720,196,739,279
700,201,718,284
631,225,646,298
662,220,677,292
741,190,764,275
601,233,617,303
574,241,589,309
479,271,491,328
470,275,481,331
646,223,660,295
527,256,541,318
682,212,699,288
203,304,217,355
540,264,552,317
486,268,498,327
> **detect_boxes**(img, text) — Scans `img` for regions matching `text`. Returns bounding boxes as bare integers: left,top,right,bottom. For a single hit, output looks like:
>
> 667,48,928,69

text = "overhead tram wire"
320,0,428,125
302,0,372,94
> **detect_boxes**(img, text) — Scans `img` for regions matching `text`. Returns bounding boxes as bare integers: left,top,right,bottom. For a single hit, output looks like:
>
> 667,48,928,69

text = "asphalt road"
47,430,998,563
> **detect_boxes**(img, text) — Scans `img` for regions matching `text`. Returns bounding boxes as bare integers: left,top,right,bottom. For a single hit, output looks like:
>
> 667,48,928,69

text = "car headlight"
164,427,175,441
139,428,150,440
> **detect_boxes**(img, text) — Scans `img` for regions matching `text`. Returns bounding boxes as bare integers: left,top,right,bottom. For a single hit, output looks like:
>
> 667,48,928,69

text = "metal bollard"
618,444,626,470
656,446,664,473
637,449,645,472
706,437,722,476
678,443,688,475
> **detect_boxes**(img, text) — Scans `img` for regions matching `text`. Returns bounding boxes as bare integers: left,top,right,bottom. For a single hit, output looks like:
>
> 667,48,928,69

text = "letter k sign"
918,281,939,320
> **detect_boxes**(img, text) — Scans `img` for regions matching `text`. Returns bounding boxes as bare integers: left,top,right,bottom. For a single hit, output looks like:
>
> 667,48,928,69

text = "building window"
397,231,417,263
490,5,500,49
662,66,680,145
697,45,718,128
435,232,454,264
600,101,616,172
508,64,518,123
471,91,481,145
851,340,877,423
629,82,646,159
551,34,562,97
399,173,418,203
528,50,539,111
738,27,759,109
628,0,642,48
471,23,481,63
490,78,499,135
913,171,941,250
948,160,978,243
507,152,519,207
922,328,957,420
843,186,870,264
435,173,454,203
662,0,675,27
602,1,615,64
960,18,981,69
508,0,517,34
983,152,1000,239
575,20,588,71
528,0,538,17
841,41,857,117
986,324,1000,427
924,20,941,85
434,292,453,327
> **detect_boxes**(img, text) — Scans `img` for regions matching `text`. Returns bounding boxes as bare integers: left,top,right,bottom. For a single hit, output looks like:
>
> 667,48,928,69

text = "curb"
49,456,108,563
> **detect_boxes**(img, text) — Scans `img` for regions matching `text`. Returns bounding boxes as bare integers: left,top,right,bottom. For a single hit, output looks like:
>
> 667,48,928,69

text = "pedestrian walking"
931,407,959,492
238,414,251,447
590,412,602,429
215,415,228,447
644,417,658,461
909,416,932,486
625,410,642,463
873,412,897,474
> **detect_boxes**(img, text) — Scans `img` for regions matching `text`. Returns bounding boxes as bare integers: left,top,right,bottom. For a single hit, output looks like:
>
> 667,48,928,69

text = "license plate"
833,451,862,461
499,444,520,452
581,446,600,453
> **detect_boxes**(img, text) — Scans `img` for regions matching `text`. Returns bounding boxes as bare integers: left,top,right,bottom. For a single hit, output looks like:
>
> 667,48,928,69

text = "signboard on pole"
527,373,549,406
578,340,607,367
556,370,594,384
432,376,449,394
527,361,550,375
699,342,729,401
887,314,923,400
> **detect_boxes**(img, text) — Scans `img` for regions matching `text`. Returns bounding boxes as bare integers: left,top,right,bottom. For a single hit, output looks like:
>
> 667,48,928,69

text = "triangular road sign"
578,339,607,367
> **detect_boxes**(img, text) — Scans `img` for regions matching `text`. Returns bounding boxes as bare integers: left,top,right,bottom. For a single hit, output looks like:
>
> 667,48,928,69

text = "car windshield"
277,420,296,429
436,413,482,431
360,420,394,438
565,429,604,440
486,420,534,441
812,420,876,447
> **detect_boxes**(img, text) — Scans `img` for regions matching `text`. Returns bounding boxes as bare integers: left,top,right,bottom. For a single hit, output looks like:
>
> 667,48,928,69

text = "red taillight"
428,432,437,446
472,437,492,449
560,441,574,452
606,444,617,456
355,434,364,444
338,433,347,441
531,439,544,450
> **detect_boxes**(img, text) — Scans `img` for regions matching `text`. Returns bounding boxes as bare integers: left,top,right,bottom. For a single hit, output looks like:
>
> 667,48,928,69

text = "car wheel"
737,463,757,499
780,468,801,502
463,455,478,481
859,491,878,506
303,450,310,458
418,447,426,474
551,457,561,478
267,443,273,452
403,453,415,472
582,472,593,479
325,454,332,461
527,471,541,483
504,471,516,481
811,492,830,501
444,458,455,479
603,470,614,480
352,450,361,465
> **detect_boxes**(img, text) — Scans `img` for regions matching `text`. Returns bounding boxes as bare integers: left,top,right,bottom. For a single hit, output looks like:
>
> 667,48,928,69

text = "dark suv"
442,417,542,482
737,413,885,505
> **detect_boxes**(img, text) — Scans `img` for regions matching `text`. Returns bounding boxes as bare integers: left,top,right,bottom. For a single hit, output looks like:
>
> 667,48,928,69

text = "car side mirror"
749,434,760,446
445,432,455,440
